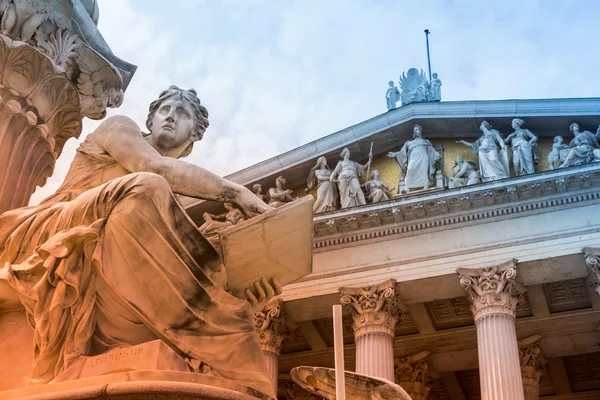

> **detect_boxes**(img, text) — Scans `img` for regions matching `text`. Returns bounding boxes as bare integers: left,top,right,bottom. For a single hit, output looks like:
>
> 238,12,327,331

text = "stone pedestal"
394,351,436,400
339,279,407,382
255,298,291,395
518,335,547,400
458,259,526,400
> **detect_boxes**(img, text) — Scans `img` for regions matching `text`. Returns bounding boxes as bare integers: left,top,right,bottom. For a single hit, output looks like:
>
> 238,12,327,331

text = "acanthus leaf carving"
518,334,547,389
254,298,292,355
394,351,438,400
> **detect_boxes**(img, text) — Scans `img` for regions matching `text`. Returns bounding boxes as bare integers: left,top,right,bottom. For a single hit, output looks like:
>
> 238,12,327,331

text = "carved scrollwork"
518,335,547,389
254,298,292,355
339,279,408,337
457,259,526,320
394,351,438,400
583,247,600,296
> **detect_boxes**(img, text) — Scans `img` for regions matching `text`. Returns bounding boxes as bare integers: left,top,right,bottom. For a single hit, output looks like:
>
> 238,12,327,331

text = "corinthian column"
339,279,407,381
518,335,547,400
394,351,436,400
255,298,291,394
457,259,526,400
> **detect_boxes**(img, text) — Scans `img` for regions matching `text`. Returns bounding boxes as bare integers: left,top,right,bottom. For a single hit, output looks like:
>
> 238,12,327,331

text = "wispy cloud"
30,0,600,204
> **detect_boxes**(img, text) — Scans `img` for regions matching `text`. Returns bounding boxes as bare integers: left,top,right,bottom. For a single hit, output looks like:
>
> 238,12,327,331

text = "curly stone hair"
146,86,210,157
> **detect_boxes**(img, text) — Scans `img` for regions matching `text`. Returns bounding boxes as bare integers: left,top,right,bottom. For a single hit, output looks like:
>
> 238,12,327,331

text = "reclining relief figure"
559,123,600,168
0,86,275,396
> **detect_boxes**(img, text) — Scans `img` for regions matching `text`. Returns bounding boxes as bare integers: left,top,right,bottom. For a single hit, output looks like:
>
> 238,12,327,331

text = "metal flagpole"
424,29,432,82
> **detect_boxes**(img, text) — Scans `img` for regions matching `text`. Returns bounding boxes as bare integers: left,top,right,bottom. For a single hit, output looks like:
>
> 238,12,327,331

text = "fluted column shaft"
339,278,407,382
255,298,290,395
458,259,526,400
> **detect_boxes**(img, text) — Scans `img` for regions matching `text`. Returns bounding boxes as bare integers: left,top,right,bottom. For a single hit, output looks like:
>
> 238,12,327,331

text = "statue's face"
456,156,463,164
511,120,519,129
413,126,422,138
480,122,487,131
372,170,380,179
151,96,196,150
572,124,580,135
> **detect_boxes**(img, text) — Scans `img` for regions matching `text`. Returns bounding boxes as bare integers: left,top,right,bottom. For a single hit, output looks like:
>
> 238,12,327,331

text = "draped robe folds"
0,131,273,396
394,138,441,190
471,130,510,181
507,130,537,175
330,160,366,208
312,169,337,213
562,131,600,167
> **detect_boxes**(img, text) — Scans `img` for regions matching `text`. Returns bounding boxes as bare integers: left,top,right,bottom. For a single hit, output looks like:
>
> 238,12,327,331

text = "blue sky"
31,0,600,202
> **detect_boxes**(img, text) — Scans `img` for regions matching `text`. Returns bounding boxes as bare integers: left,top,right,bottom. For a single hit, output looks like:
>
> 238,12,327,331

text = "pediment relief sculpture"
457,120,510,182
268,175,296,208
558,122,600,168
505,118,538,176
330,147,372,209
306,156,338,213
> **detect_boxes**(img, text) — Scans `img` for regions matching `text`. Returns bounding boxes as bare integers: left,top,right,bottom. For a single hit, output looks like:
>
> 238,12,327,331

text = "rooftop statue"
330,147,372,209
548,136,570,170
448,156,481,188
306,156,338,213
399,68,429,105
385,80,400,111
428,72,442,101
268,176,296,208
0,86,276,396
363,170,395,203
505,118,538,176
559,123,600,168
457,121,510,182
387,124,441,192
252,183,268,203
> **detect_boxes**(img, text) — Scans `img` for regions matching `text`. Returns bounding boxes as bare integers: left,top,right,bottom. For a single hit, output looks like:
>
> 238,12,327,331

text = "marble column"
339,278,408,382
518,335,547,400
458,259,526,400
255,298,291,395
394,351,436,400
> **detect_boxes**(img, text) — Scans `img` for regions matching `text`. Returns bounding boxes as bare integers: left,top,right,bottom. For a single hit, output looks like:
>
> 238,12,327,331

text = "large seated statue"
0,86,275,396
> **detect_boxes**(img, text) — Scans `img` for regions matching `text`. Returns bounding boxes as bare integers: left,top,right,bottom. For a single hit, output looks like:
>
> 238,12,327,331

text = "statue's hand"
237,190,272,214
245,277,283,312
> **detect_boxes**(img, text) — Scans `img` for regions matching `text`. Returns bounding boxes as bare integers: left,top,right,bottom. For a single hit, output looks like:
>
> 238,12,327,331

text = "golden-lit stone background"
291,137,555,200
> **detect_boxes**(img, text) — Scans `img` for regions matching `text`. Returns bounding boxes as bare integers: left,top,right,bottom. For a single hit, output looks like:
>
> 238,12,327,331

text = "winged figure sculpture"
399,68,428,106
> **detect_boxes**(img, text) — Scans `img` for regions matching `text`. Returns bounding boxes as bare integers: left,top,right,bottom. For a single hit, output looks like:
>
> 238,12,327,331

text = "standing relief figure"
200,202,246,235
330,147,372,209
548,136,570,169
363,169,395,203
559,123,600,168
387,124,441,192
268,176,295,208
252,183,268,203
504,118,538,176
428,72,442,101
457,121,510,182
305,156,338,213
448,156,481,188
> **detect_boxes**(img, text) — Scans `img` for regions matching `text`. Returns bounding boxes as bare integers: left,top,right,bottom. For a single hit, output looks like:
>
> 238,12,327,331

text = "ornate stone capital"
457,259,526,320
518,335,547,390
339,278,408,338
254,298,291,356
394,351,437,400
583,247,600,296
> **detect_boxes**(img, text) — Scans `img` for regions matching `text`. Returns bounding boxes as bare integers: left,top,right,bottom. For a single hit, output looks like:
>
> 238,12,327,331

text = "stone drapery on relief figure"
268,176,296,208
559,123,600,168
448,156,481,188
385,80,400,111
457,121,510,182
505,118,538,175
305,156,338,213
364,170,395,203
0,86,277,396
387,124,441,193
330,147,372,209
548,136,570,169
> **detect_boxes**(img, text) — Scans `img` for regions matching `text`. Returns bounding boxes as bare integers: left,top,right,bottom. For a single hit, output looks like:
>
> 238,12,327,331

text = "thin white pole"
333,305,346,400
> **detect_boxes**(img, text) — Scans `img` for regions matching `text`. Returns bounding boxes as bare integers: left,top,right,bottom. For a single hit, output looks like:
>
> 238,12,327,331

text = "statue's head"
432,73,438,79
371,169,380,179
455,156,464,165
253,183,262,194
413,124,423,138
146,86,209,158
340,147,351,160
317,156,328,168
554,136,564,144
480,121,492,132
512,118,524,129
569,122,580,135
275,176,287,189
388,80,394,87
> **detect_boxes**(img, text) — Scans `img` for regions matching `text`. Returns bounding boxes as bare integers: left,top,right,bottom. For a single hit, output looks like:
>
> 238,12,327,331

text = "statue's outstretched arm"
100,116,270,214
